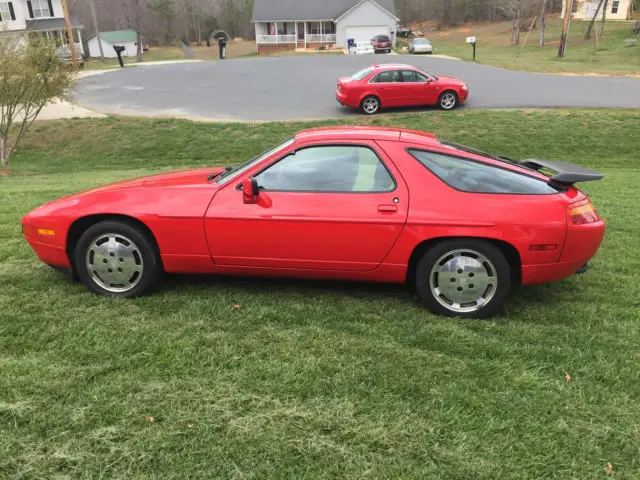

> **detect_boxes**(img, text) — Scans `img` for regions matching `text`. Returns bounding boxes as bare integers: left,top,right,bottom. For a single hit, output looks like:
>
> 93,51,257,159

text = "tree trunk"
511,4,521,46
136,31,142,63
539,0,547,47
598,0,609,39
585,0,605,39
90,0,104,58
1,136,8,170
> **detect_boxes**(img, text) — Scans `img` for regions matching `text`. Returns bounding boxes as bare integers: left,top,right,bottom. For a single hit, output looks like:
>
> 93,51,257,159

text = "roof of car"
295,126,440,145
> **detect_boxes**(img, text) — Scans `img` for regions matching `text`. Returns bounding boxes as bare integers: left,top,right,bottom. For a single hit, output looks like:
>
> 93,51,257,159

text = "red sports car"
336,64,469,114
21,126,605,318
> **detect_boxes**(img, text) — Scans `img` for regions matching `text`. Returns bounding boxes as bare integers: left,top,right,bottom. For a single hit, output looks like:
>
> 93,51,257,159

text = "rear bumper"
522,259,592,285
336,90,356,108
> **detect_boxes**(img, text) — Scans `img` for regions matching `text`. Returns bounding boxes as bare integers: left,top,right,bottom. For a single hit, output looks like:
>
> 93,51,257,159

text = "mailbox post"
113,45,125,67
466,36,476,61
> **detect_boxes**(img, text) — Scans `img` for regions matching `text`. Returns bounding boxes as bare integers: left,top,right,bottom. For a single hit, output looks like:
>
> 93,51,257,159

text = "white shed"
87,30,140,58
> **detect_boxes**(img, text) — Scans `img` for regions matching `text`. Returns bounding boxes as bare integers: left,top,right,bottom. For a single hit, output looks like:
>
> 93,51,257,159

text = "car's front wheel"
438,90,458,110
415,239,512,318
74,220,162,298
360,95,381,115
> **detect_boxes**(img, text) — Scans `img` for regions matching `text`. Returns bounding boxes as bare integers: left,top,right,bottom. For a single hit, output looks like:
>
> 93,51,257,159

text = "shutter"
47,0,54,16
8,2,16,21
27,1,34,18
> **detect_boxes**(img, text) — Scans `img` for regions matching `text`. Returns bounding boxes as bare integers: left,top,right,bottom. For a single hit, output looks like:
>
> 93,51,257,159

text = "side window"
256,145,395,193
372,70,400,83
408,149,561,194
401,70,428,83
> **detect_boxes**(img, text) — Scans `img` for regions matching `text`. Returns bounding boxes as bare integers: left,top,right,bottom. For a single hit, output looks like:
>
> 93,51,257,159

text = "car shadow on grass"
336,103,467,119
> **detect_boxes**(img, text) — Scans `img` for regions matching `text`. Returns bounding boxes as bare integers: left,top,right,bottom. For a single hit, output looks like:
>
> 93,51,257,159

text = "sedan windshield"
414,39,430,44
216,138,295,185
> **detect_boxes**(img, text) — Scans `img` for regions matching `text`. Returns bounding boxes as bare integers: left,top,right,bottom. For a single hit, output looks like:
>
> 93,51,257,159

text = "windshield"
351,67,374,80
414,39,429,44
216,138,295,185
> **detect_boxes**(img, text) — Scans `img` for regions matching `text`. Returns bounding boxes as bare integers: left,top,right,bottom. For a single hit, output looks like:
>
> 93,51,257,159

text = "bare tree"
89,0,104,58
0,36,76,169
539,0,547,47
598,0,609,40
585,0,605,39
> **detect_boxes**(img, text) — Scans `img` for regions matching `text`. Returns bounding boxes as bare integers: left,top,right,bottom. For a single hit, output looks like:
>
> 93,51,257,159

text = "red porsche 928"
21,126,605,318
336,64,469,114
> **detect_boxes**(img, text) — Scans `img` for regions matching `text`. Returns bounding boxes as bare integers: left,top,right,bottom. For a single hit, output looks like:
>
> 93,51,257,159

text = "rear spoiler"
519,159,604,185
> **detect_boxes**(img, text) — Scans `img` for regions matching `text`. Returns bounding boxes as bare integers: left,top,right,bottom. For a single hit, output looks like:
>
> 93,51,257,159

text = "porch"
255,21,337,48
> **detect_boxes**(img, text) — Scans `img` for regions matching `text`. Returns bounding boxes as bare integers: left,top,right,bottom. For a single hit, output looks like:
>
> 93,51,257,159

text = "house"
561,0,633,20
87,30,140,58
252,0,398,54
0,0,84,53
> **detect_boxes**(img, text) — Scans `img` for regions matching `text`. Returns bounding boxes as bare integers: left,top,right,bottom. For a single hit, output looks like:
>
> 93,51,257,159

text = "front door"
370,69,404,107
298,23,305,41
399,69,439,106
205,142,409,271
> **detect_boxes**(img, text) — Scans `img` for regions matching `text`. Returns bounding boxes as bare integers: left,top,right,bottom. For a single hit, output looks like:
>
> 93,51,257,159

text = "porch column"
294,21,297,45
77,29,84,55
304,21,307,48
274,22,277,43
320,21,323,41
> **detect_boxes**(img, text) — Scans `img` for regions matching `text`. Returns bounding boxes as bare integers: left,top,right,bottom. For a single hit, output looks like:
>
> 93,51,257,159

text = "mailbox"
113,45,126,67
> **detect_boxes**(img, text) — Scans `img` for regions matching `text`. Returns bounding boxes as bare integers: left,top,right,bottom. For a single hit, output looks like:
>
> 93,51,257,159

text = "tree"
539,0,547,47
0,36,76,170
598,0,610,40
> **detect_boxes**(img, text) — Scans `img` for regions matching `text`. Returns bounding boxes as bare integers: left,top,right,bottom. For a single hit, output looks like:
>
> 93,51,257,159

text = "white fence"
257,34,296,44
306,34,336,43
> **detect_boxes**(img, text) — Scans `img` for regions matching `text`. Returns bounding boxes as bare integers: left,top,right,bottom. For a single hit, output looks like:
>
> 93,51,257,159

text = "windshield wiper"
208,166,233,181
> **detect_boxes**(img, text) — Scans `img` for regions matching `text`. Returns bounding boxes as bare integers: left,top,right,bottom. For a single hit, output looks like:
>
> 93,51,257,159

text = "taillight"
569,201,599,225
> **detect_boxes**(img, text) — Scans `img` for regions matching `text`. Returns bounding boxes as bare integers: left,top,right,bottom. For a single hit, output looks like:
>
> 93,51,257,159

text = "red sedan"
336,64,469,114
21,126,605,318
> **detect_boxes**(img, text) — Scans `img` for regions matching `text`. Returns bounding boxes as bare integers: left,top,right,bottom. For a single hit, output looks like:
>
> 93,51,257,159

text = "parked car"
372,34,392,53
409,37,433,54
21,126,605,318
396,27,413,37
55,44,85,69
349,41,374,55
336,64,469,114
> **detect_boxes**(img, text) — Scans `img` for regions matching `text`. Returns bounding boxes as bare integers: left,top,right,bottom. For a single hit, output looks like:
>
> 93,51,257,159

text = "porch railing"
306,34,336,43
257,34,296,44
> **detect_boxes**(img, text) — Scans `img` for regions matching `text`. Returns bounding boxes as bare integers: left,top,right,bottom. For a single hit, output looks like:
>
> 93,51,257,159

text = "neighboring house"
0,0,84,53
561,0,633,20
87,30,140,58
252,0,398,54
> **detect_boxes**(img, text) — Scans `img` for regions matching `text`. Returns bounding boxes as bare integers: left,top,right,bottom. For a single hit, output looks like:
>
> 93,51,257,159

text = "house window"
322,21,335,34
0,2,16,21
31,0,52,18
307,22,321,35
611,0,619,13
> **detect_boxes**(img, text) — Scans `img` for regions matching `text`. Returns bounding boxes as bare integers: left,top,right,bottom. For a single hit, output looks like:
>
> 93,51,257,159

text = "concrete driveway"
72,55,640,122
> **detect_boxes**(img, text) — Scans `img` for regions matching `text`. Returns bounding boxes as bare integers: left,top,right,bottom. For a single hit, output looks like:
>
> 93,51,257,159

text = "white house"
252,0,398,54
87,30,140,58
0,0,84,53
561,0,633,20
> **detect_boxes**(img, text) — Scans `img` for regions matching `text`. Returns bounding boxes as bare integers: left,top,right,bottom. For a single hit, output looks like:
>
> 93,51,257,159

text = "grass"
2,110,640,479
401,18,640,75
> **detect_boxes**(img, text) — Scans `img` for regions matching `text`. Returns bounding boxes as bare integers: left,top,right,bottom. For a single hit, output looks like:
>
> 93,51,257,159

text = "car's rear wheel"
360,95,381,115
438,90,458,110
415,239,512,318
74,220,162,298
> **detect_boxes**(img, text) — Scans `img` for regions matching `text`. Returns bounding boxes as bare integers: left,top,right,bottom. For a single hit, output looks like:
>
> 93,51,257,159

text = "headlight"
462,84,469,91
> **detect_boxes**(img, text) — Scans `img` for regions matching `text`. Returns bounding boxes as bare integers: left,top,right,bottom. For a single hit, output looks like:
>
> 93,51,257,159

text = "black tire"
74,220,162,298
438,90,459,110
415,239,512,318
360,95,381,115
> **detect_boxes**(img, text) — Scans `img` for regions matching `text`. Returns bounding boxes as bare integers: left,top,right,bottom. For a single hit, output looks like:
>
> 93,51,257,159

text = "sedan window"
408,149,562,194
256,145,395,193
371,70,401,83
400,70,428,83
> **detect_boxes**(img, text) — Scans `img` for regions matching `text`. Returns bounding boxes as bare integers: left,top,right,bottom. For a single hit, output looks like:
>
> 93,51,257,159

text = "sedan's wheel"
74,220,162,297
438,91,458,110
360,95,380,115
415,239,512,318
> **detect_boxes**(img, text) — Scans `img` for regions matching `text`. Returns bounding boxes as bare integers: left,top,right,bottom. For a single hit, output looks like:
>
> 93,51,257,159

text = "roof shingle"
252,0,396,22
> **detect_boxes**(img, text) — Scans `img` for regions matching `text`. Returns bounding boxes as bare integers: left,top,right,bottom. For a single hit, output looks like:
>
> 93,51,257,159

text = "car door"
370,70,403,107
204,141,409,271
400,70,438,106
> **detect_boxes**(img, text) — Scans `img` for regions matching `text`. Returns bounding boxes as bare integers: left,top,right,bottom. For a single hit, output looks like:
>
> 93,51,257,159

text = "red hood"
437,76,466,86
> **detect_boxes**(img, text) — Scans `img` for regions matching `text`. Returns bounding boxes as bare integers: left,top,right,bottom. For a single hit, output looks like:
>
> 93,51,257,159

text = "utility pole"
60,0,78,70
89,0,104,58
558,0,574,57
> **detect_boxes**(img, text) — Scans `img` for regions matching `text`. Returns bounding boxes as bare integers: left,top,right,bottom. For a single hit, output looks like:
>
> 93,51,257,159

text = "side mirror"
242,177,259,204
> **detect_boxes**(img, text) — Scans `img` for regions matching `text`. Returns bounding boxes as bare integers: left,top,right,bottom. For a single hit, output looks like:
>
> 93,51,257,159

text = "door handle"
378,205,397,212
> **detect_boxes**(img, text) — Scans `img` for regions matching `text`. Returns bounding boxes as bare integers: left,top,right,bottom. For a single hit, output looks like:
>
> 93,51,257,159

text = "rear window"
407,149,562,195
376,35,390,41
351,67,374,80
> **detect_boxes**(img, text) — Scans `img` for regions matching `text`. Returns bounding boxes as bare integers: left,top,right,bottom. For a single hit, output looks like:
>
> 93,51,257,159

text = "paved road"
73,55,640,122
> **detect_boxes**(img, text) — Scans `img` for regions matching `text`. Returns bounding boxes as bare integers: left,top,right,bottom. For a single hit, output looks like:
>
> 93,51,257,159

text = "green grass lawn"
401,18,640,76
1,110,640,479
